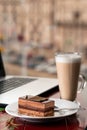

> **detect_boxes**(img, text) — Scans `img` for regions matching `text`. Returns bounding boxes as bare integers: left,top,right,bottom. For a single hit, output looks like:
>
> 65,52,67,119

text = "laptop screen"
0,51,6,77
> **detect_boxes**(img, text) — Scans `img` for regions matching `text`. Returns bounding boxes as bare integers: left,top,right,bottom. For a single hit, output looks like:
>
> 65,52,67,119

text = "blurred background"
0,0,87,79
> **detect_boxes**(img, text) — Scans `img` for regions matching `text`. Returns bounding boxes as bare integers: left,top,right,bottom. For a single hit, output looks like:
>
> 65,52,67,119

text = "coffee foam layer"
55,54,81,63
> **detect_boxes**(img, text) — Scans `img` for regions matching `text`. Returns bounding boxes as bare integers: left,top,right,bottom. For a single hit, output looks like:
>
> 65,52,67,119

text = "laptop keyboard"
0,77,37,94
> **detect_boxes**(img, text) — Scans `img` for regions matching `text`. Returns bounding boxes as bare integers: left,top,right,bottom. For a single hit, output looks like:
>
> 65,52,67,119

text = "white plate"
5,99,79,123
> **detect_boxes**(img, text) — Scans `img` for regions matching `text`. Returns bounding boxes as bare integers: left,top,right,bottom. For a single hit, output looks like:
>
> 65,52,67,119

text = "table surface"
0,84,87,130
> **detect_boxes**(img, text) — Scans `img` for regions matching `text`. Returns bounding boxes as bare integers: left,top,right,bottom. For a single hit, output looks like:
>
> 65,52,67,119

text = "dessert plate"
5,98,79,123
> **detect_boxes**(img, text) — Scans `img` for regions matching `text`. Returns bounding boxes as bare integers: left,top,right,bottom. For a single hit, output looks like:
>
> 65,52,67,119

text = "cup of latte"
55,52,86,101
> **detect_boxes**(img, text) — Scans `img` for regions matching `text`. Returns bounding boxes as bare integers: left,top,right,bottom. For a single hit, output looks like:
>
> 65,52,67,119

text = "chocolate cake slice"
18,95,54,117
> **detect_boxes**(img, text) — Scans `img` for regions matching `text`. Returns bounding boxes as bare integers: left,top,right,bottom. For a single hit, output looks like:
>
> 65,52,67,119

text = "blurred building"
0,0,87,53
55,0,87,53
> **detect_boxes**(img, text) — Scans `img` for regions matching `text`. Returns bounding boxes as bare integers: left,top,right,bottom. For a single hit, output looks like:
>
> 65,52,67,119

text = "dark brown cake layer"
18,108,54,117
18,105,54,112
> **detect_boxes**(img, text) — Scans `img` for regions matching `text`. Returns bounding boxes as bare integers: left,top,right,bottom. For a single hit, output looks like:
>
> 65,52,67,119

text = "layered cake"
18,95,54,117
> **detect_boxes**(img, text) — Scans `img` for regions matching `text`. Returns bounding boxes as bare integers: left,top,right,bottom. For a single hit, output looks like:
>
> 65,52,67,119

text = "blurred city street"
0,0,87,79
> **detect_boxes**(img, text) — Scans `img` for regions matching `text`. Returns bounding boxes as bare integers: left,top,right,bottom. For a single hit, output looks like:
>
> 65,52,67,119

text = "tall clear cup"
55,52,86,101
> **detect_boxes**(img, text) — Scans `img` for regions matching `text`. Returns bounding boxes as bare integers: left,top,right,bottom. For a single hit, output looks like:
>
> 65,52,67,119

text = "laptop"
0,51,58,105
